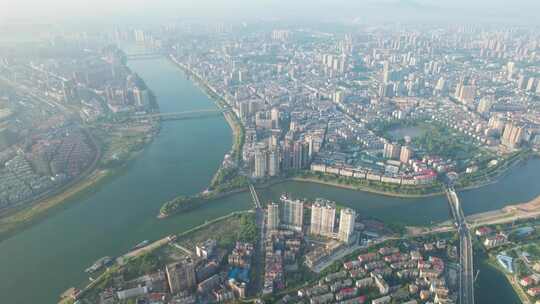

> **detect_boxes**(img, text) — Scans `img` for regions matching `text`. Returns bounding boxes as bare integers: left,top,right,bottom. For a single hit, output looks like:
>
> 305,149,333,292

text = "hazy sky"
1,0,539,25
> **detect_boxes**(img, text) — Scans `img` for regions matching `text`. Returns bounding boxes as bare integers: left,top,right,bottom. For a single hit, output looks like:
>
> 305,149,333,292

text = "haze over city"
2,0,540,23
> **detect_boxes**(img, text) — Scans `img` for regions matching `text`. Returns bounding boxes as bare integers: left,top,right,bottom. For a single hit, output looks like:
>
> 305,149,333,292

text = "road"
447,187,475,304
249,183,265,294
249,183,262,209
116,236,172,265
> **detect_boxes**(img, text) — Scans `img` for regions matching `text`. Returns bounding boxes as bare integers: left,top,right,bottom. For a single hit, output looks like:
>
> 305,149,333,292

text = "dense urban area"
2,16,540,304
163,24,540,196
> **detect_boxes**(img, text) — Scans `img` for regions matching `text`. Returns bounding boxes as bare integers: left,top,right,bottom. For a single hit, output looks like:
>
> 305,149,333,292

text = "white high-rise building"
338,208,356,243
501,123,524,148
268,149,280,177
310,200,336,237
383,142,401,159
253,148,268,178
477,97,493,114
435,77,446,92
507,61,515,81
267,203,280,231
280,194,303,231
270,108,280,128
382,60,390,84
310,203,323,235
320,204,336,237
399,146,413,163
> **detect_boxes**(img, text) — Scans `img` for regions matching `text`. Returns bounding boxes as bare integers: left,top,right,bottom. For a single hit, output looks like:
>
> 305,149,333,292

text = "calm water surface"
388,125,427,140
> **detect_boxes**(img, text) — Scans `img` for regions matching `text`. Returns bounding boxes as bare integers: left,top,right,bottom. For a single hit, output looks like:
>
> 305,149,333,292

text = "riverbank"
483,256,528,304
0,116,163,242
285,151,535,199
0,168,107,242
465,193,540,227
0,142,154,242
158,186,250,218
455,150,534,191
408,192,540,239
169,55,244,161
150,56,250,219
0,128,102,241
290,176,445,198
158,172,442,219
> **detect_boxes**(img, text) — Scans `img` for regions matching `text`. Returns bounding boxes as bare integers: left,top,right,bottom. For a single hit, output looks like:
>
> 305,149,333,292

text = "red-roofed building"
475,227,493,237
520,275,540,287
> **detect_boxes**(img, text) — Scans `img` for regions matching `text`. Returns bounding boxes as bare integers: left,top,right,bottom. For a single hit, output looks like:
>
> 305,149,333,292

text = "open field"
466,195,540,227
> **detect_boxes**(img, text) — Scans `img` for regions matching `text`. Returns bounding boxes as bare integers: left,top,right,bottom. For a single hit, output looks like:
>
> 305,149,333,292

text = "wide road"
447,187,475,304
249,183,265,294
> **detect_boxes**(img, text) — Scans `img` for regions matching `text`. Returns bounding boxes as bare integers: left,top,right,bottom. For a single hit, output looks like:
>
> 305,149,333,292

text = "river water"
0,57,536,303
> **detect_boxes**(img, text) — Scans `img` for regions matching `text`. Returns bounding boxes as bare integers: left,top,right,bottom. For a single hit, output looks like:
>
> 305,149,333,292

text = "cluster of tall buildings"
311,200,356,244
321,54,348,75
454,82,477,105
105,84,151,110
501,123,524,148
516,74,540,93
383,142,413,164
310,202,336,237
271,30,291,42
376,59,430,98
267,195,304,232
240,106,315,179
267,195,356,244
252,138,311,178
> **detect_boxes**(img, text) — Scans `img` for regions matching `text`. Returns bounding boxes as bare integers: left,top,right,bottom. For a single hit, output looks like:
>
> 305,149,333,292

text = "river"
0,56,537,303
0,57,250,303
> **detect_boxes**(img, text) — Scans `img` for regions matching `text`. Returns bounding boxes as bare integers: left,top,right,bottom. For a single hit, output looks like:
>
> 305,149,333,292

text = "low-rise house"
483,234,507,248
371,295,391,304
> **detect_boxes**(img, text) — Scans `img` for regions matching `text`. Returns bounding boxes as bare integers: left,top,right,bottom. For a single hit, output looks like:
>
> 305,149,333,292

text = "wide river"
0,57,537,303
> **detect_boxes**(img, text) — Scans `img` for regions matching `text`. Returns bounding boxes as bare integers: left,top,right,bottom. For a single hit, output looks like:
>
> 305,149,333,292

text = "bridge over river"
125,52,162,60
131,108,230,121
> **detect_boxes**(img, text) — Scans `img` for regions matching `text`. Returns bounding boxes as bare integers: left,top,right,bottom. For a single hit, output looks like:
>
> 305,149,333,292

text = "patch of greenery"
159,195,203,216
237,213,257,243
123,252,163,281
412,123,478,160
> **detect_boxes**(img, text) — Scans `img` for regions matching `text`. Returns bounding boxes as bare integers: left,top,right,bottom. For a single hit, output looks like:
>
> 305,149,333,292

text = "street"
447,187,475,304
